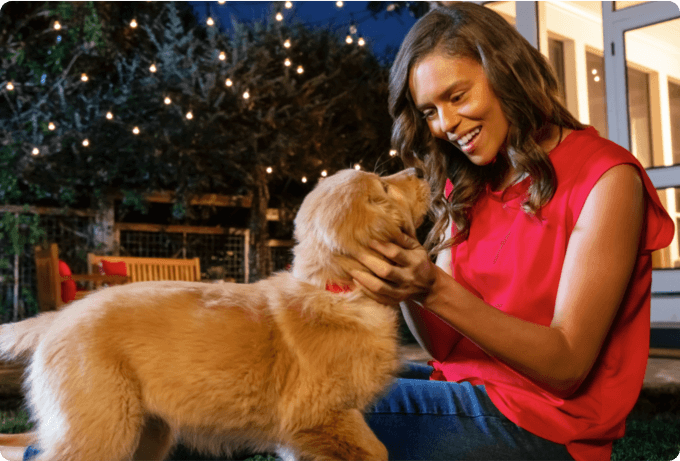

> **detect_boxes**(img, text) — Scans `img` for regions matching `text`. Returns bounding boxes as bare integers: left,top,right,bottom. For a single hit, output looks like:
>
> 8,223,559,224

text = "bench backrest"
87,254,201,283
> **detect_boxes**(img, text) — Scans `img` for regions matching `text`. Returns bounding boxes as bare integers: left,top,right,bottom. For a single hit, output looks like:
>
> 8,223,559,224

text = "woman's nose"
438,107,459,139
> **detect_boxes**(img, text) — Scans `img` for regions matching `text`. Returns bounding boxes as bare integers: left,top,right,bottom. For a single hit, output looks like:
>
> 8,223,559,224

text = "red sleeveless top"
427,127,675,461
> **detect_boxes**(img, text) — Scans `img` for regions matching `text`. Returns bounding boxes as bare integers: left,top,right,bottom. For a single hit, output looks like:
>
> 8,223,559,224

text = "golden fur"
0,168,430,461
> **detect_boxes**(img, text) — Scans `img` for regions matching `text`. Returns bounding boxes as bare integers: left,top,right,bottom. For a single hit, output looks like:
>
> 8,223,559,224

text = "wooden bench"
87,254,202,282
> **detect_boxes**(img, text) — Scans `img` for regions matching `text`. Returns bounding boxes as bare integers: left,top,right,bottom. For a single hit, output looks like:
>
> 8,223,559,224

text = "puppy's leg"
288,409,387,461
133,416,175,461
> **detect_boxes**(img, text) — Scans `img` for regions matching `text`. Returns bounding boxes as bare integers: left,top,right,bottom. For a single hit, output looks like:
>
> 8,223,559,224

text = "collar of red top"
325,281,353,294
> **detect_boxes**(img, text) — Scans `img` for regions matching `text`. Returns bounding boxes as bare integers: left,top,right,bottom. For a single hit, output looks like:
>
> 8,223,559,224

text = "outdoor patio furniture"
34,243,129,312
86,253,201,283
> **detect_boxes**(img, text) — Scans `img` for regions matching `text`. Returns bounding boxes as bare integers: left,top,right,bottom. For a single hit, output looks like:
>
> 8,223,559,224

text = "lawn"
1,386,679,461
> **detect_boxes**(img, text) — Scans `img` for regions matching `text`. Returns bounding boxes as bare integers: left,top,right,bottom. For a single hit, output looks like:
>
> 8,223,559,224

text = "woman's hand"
350,232,437,306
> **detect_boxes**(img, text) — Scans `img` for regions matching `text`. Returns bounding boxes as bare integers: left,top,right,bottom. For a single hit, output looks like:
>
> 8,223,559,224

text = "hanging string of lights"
4,1,400,183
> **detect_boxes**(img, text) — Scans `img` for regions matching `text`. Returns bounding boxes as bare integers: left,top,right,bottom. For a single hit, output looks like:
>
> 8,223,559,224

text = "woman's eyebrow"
414,80,466,112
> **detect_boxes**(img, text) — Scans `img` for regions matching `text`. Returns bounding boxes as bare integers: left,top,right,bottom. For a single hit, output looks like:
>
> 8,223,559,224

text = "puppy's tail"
0,311,59,361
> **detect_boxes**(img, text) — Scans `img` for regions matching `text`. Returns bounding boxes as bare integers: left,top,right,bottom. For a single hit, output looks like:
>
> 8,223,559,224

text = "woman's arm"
400,224,463,362
353,164,644,397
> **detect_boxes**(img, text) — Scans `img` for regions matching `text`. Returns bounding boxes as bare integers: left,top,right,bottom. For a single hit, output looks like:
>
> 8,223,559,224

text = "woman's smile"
408,53,509,166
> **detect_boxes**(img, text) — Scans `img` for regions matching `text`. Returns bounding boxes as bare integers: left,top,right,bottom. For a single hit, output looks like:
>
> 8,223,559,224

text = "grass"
1,388,679,461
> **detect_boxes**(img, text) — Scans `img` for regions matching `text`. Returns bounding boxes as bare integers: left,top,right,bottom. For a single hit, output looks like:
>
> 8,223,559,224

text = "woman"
351,3,675,461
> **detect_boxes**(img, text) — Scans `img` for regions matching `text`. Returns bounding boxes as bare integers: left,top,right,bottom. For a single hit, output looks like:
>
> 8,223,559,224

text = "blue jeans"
365,362,573,460
24,362,573,461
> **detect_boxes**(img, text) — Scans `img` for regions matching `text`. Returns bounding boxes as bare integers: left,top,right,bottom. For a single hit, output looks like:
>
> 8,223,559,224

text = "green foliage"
0,212,45,256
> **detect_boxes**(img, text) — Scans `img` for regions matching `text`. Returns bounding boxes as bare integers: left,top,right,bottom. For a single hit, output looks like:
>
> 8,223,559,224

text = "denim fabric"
22,445,40,461
366,362,573,460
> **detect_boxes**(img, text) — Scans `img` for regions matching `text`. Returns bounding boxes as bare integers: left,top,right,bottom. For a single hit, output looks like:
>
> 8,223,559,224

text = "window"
548,38,566,102
586,52,608,138
627,66,653,168
669,81,680,165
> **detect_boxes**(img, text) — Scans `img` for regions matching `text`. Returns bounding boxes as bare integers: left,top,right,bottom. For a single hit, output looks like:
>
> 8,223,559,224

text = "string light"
284,39,291,48
48,122,55,131
207,17,214,26
296,65,304,74
80,73,88,82
32,147,39,155
106,111,113,120
6,82,13,91
358,37,365,46
275,12,283,21
53,21,61,30
336,1,344,7
243,90,250,99
266,167,273,174
354,164,361,170
82,139,89,147
132,126,140,134
149,64,157,73
301,176,307,183
218,0,226,3
285,1,293,8
164,97,171,105
387,3,397,12
350,25,357,34
592,69,598,75
321,170,328,177
594,76,600,82
345,35,353,44
389,149,397,157
130,19,138,28
186,111,193,119
284,58,291,67
219,51,226,61
225,78,233,87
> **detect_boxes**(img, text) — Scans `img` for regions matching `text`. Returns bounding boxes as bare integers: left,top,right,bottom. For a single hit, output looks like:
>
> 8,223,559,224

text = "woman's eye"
451,93,464,103
421,110,436,121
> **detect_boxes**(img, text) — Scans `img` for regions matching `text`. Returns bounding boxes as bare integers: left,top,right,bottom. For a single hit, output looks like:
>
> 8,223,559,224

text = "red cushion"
101,260,127,277
58,260,77,303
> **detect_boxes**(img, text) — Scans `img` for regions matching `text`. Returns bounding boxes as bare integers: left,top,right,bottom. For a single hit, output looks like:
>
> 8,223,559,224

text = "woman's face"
408,52,510,166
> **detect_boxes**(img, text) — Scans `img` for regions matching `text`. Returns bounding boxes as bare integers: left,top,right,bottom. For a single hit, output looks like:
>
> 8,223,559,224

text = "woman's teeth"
457,127,481,147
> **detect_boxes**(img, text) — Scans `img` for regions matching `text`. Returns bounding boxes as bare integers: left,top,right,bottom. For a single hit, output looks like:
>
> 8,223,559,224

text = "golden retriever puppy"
0,168,430,461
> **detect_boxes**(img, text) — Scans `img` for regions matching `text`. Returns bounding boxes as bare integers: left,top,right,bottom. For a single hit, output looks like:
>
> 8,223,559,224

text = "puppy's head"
291,168,431,287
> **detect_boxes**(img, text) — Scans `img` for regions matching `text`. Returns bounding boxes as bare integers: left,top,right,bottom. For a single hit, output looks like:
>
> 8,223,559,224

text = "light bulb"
225,78,233,87
218,0,226,3
54,21,61,30
133,126,140,134
345,35,353,44
284,58,291,67
358,37,365,46
243,91,250,99
284,39,291,48
266,167,273,174
6,82,14,91
296,65,304,74
336,1,343,7
592,69,598,75
149,64,157,73
285,1,292,8
32,147,39,155
301,176,307,183
594,76,600,82
106,112,113,120
82,139,89,147
186,111,193,119
275,12,283,21
389,149,397,157
130,19,138,28
81,73,88,82
207,17,214,26
350,25,357,34
164,97,171,105
354,164,361,170
48,122,55,131
321,170,328,177
219,51,226,60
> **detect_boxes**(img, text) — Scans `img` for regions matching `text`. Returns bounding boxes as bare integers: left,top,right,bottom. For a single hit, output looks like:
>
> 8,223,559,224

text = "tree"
1,2,398,280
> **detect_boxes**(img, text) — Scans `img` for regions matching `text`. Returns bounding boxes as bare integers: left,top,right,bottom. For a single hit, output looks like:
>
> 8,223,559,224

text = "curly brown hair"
389,3,586,254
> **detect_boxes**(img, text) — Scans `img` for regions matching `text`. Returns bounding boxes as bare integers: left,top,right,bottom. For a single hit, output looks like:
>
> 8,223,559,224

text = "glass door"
603,1,680,328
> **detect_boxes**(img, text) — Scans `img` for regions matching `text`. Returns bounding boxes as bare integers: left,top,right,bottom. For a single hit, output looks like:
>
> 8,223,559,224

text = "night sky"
187,1,418,61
